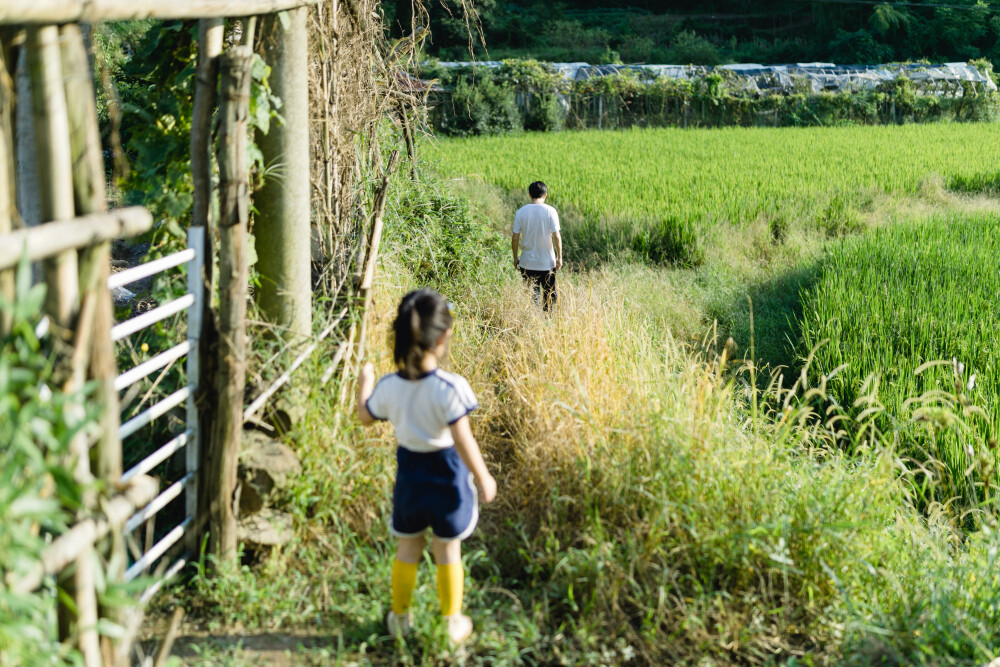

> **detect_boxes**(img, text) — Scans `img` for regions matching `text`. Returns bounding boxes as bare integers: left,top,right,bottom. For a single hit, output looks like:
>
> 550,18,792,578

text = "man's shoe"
444,613,473,643
386,611,413,638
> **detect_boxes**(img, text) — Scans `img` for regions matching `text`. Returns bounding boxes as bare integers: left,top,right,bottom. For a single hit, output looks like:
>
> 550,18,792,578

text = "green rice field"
801,212,1000,506
435,124,1000,227
436,125,1000,265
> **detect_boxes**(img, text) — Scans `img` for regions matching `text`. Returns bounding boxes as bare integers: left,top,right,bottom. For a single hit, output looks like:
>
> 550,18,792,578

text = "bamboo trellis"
0,0,407,663
0,3,316,665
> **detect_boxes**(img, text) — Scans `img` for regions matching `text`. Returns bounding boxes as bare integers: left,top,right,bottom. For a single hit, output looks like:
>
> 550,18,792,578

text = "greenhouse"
434,61,997,96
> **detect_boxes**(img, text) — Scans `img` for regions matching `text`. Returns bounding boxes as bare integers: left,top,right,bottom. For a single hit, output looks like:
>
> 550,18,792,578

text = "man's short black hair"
528,181,548,199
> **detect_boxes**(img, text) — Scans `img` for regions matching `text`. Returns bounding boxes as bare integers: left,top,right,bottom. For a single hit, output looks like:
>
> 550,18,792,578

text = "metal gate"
109,228,204,601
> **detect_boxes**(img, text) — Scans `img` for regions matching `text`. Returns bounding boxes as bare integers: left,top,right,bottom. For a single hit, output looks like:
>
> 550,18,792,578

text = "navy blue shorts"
391,446,478,541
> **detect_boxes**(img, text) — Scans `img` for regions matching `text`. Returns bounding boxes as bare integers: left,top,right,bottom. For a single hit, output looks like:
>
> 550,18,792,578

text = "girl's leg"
392,536,425,615
431,537,463,617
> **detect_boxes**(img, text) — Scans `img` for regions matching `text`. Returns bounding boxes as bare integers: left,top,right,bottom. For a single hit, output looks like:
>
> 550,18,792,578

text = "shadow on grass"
714,260,822,377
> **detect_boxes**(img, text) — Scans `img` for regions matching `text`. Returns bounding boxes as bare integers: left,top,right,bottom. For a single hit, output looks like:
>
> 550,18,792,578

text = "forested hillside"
388,0,1000,65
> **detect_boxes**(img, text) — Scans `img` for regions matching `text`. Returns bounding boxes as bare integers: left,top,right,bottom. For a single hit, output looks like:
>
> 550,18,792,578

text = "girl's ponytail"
393,288,453,379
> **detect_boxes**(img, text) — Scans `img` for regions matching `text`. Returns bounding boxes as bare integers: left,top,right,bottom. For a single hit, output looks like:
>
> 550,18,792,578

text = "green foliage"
524,92,564,132
829,29,894,64
665,29,722,65
383,172,503,287
408,1,1000,67
117,22,198,227
93,20,156,130
0,258,94,667
814,193,863,238
117,21,281,249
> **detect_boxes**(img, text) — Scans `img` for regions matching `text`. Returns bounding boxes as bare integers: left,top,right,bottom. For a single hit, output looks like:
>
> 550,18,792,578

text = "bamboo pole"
28,25,89,648
61,23,128,664
9,475,159,596
0,0,321,24
26,25,78,330
191,19,223,237
74,545,102,667
256,9,312,340
204,45,254,562
0,36,14,336
61,22,119,444
151,608,185,667
339,153,399,404
0,207,152,271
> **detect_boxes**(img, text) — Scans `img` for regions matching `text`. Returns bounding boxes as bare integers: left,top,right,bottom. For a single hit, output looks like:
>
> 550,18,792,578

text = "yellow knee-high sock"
391,560,418,615
436,562,464,616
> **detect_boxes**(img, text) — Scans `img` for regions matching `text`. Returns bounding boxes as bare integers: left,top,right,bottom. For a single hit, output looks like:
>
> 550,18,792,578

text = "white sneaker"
385,611,413,638
444,613,473,643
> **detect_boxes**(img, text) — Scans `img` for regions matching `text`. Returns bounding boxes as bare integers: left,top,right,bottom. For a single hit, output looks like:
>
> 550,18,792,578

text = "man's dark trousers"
520,268,557,311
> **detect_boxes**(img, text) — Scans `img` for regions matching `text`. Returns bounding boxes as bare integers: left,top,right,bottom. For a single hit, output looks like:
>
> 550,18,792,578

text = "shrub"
630,216,703,266
524,93,565,132
815,193,863,238
440,77,522,137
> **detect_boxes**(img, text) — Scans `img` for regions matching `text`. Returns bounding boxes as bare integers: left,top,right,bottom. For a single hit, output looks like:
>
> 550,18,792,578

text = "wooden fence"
0,2,398,663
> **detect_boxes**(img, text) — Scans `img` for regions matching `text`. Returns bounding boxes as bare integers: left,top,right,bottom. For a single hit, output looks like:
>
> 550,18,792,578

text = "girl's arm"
357,362,376,426
450,416,497,503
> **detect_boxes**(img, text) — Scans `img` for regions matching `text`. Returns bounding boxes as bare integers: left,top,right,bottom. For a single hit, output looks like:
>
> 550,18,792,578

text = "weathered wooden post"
26,25,79,329
204,44,254,562
256,8,312,339
189,17,223,554
26,23,94,656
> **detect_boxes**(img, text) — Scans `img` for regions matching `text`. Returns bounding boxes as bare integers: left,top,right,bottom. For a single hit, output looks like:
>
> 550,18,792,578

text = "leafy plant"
0,257,95,666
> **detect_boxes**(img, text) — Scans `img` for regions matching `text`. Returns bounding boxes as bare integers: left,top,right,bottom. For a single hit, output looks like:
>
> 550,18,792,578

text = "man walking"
512,181,562,311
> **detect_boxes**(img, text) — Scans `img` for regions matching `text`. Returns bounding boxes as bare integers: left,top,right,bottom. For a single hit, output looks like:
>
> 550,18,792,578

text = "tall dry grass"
357,251,933,663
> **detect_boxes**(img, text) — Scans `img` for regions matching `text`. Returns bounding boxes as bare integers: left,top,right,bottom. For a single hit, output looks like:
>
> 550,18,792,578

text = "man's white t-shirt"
513,203,560,271
366,368,479,453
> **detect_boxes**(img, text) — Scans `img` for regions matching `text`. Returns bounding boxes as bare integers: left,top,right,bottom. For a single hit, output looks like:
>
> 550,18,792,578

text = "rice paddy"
801,212,1000,506
435,124,1000,229
435,124,1000,264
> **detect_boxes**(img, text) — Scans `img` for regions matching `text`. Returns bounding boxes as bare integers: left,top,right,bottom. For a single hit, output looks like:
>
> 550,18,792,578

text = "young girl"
357,288,497,643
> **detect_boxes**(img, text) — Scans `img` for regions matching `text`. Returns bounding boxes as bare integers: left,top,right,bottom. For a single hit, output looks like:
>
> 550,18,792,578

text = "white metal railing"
111,227,204,586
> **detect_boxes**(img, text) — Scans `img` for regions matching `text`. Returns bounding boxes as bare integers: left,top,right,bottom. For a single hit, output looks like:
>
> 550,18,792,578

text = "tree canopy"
390,1,1000,65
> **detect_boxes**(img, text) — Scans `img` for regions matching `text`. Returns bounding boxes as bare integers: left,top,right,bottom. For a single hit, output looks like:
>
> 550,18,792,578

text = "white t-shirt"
513,203,560,271
366,368,479,453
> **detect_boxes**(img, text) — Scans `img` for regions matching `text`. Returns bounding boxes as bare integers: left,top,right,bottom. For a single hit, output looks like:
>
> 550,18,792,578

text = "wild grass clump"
437,276,911,663
947,171,1000,195
801,212,1000,512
